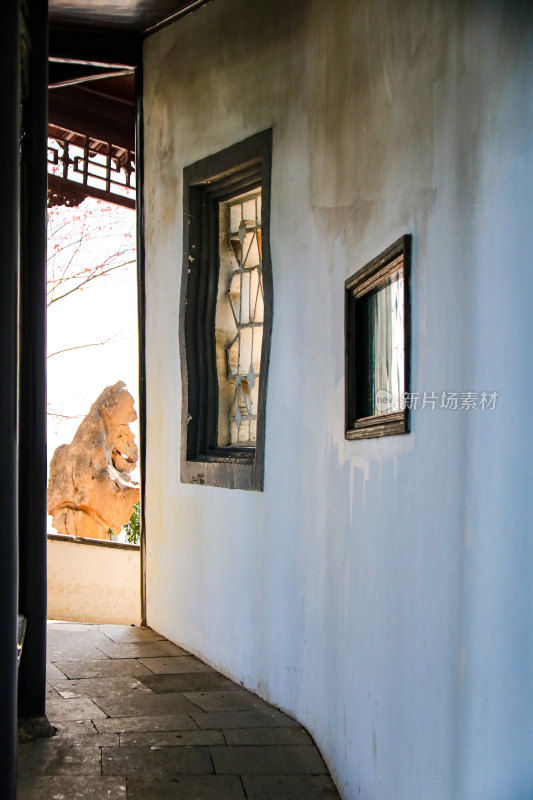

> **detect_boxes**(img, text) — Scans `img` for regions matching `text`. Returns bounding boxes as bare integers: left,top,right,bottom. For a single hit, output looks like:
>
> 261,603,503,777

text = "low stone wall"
47,534,141,625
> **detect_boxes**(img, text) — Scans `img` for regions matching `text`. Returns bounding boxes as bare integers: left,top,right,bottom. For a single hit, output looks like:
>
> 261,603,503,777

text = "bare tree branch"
47,335,122,359
47,199,136,308
47,259,135,307
47,411,86,420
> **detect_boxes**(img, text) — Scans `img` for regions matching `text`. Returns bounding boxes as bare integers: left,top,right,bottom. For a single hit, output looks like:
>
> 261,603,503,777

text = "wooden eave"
48,0,214,150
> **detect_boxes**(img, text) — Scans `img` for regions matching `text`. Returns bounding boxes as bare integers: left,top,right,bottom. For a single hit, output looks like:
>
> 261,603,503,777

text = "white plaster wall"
142,2,533,798
47,537,141,625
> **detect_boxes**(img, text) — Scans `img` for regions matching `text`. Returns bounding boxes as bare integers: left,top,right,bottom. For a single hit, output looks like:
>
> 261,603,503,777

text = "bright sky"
46,198,139,534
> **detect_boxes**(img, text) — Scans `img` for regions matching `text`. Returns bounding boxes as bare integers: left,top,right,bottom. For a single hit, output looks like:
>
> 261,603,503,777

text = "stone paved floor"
17,621,341,799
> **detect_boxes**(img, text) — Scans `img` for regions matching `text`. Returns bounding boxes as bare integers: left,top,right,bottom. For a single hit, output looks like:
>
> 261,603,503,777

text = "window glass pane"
356,271,404,417
215,189,263,447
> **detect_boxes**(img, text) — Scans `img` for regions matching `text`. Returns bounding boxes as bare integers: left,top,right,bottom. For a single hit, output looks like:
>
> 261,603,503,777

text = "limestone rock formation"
48,381,140,540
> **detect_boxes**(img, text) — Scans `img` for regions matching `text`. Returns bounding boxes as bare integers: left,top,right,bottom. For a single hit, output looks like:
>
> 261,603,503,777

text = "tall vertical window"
180,131,272,490
345,235,411,439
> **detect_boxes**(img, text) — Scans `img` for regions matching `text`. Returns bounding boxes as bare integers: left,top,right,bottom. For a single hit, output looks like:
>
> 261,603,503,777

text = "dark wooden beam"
0,0,21,795
49,83,135,151
47,174,136,210
17,0,50,724
142,0,212,35
49,0,210,35
49,64,133,89
49,27,141,67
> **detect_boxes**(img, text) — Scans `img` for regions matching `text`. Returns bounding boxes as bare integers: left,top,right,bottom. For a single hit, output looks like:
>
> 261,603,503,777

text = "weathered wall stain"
142,2,533,799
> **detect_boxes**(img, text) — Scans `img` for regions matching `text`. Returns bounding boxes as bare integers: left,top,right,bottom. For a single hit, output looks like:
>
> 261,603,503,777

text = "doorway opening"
45,92,145,626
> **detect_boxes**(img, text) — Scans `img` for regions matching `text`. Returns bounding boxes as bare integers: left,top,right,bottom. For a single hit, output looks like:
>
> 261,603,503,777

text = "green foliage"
123,501,140,544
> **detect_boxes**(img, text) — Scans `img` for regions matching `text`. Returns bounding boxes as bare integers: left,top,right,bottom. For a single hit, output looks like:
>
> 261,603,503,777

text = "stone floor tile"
93,692,198,718
102,744,213,776
17,775,128,799
47,627,111,645
98,624,166,643
138,655,213,674
45,695,106,721
54,658,153,679
17,742,102,776
51,720,101,738
120,729,224,747
47,622,98,633
46,662,68,681
47,628,115,655
51,676,152,699
94,713,198,734
47,642,110,662
140,671,234,693
96,640,190,659
51,722,119,746
211,745,328,775
243,774,340,799
184,689,269,712
191,708,299,730
18,623,341,799
223,727,312,746
63,732,120,746
154,640,192,656
126,775,246,800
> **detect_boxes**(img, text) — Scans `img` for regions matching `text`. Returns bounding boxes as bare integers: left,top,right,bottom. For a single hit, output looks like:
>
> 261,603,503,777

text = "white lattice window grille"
216,190,263,447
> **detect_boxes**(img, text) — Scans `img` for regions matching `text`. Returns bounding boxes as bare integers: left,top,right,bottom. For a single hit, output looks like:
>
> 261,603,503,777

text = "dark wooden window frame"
345,234,411,440
180,130,273,491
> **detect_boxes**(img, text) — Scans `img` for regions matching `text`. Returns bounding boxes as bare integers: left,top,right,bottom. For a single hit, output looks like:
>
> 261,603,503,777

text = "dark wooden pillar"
0,1,21,796
18,0,49,721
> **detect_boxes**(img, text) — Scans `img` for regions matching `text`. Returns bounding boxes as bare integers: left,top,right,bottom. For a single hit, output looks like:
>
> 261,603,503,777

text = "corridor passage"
18,621,340,799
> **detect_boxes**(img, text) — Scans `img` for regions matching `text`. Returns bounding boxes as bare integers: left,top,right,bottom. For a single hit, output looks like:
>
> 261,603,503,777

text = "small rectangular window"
180,131,272,490
345,235,411,439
